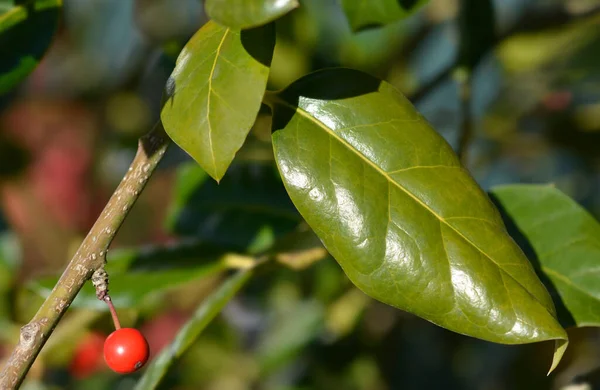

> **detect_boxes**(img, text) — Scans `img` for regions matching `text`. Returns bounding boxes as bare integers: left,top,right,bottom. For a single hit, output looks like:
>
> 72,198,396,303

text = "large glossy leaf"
29,242,230,309
134,270,252,390
341,0,428,31
205,0,298,30
0,0,62,94
161,21,275,182
269,68,567,371
492,184,600,328
166,162,301,253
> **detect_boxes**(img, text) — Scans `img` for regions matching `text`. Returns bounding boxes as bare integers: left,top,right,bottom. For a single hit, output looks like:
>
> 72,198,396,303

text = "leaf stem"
0,121,170,389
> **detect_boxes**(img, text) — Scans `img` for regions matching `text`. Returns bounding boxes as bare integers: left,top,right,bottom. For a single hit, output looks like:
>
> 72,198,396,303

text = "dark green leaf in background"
161,21,275,182
341,0,428,31
206,0,299,30
457,0,496,69
134,270,252,390
492,184,600,328
166,162,301,254
29,241,230,309
0,0,62,95
269,68,567,371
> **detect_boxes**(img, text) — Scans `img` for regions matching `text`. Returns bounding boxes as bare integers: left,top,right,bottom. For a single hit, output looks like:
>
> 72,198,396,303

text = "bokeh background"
1,0,600,389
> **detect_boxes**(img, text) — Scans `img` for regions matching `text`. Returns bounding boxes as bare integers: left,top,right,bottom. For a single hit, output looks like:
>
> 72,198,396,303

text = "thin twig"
0,121,170,389
455,68,472,165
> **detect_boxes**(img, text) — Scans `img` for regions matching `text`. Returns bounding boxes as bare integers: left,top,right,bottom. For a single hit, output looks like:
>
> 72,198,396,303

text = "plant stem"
104,297,121,330
0,121,170,389
455,68,473,165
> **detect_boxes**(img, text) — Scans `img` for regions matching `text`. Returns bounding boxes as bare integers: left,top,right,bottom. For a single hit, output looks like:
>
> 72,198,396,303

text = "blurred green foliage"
1,0,600,389
0,0,62,94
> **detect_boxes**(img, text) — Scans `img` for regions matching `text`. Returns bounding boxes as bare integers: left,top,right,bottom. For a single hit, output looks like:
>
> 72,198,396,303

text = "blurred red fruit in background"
69,332,106,379
141,310,188,359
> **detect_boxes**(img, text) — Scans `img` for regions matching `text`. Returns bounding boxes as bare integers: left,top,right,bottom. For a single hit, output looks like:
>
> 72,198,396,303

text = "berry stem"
104,296,121,330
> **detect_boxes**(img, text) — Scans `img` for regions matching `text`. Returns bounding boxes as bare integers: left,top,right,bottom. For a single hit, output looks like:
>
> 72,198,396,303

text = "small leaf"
341,0,428,31
269,68,567,369
0,0,62,94
134,270,252,390
492,184,600,329
29,242,230,309
166,162,301,253
161,21,275,181
206,0,298,30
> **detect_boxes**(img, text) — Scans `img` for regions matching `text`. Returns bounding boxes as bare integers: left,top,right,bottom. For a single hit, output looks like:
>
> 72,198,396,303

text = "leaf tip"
548,338,568,375
209,171,222,184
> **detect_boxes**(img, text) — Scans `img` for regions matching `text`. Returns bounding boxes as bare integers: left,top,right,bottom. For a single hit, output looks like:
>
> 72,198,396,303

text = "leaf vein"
206,28,230,176
387,165,462,175
542,266,600,301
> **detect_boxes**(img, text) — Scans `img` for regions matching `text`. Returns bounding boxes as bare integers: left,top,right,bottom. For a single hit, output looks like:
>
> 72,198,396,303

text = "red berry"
103,328,150,374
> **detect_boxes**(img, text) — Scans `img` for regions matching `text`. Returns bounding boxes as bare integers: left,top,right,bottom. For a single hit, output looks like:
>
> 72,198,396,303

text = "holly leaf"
269,68,568,372
161,21,275,181
0,0,62,94
341,0,428,31
205,0,298,30
492,184,600,329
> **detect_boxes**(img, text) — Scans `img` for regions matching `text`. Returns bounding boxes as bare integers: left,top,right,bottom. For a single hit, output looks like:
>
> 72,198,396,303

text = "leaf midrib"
275,98,552,313
542,266,600,302
206,28,230,176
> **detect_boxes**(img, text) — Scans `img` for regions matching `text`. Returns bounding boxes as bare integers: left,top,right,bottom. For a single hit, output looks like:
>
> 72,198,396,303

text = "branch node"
18,323,40,349
92,268,109,301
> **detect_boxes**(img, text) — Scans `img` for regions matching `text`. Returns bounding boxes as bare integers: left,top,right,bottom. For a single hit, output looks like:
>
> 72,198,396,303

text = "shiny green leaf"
29,242,229,309
492,184,600,328
341,0,428,31
134,270,252,390
161,21,275,182
269,68,568,371
0,0,62,94
206,0,298,29
166,162,301,253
